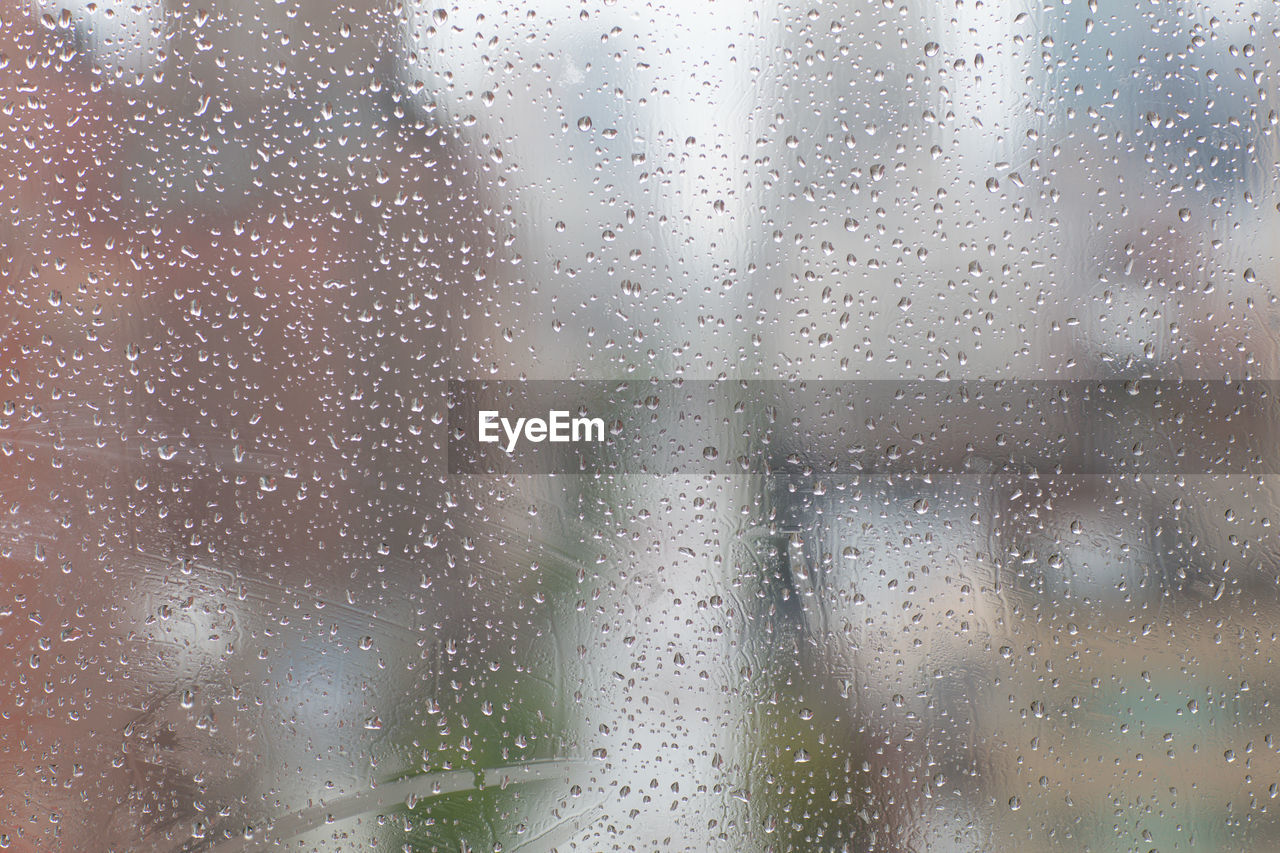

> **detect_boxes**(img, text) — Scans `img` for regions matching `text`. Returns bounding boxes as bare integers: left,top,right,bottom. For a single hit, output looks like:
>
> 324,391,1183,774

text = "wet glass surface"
3,0,1280,850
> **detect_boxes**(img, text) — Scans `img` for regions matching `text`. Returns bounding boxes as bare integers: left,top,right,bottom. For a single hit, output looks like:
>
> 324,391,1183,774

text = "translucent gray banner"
448,380,1280,475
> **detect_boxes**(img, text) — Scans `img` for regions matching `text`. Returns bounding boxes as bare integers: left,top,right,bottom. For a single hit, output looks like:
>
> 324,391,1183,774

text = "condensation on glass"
0,0,1278,850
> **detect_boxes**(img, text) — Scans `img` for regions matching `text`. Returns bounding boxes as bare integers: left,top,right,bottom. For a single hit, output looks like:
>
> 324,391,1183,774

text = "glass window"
2,0,1277,850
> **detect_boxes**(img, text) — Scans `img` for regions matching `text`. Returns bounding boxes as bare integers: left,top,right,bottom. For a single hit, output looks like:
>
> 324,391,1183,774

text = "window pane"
1,0,1276,850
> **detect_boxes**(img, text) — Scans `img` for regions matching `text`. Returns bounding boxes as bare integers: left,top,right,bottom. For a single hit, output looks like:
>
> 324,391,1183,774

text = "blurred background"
2,0,1280,849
